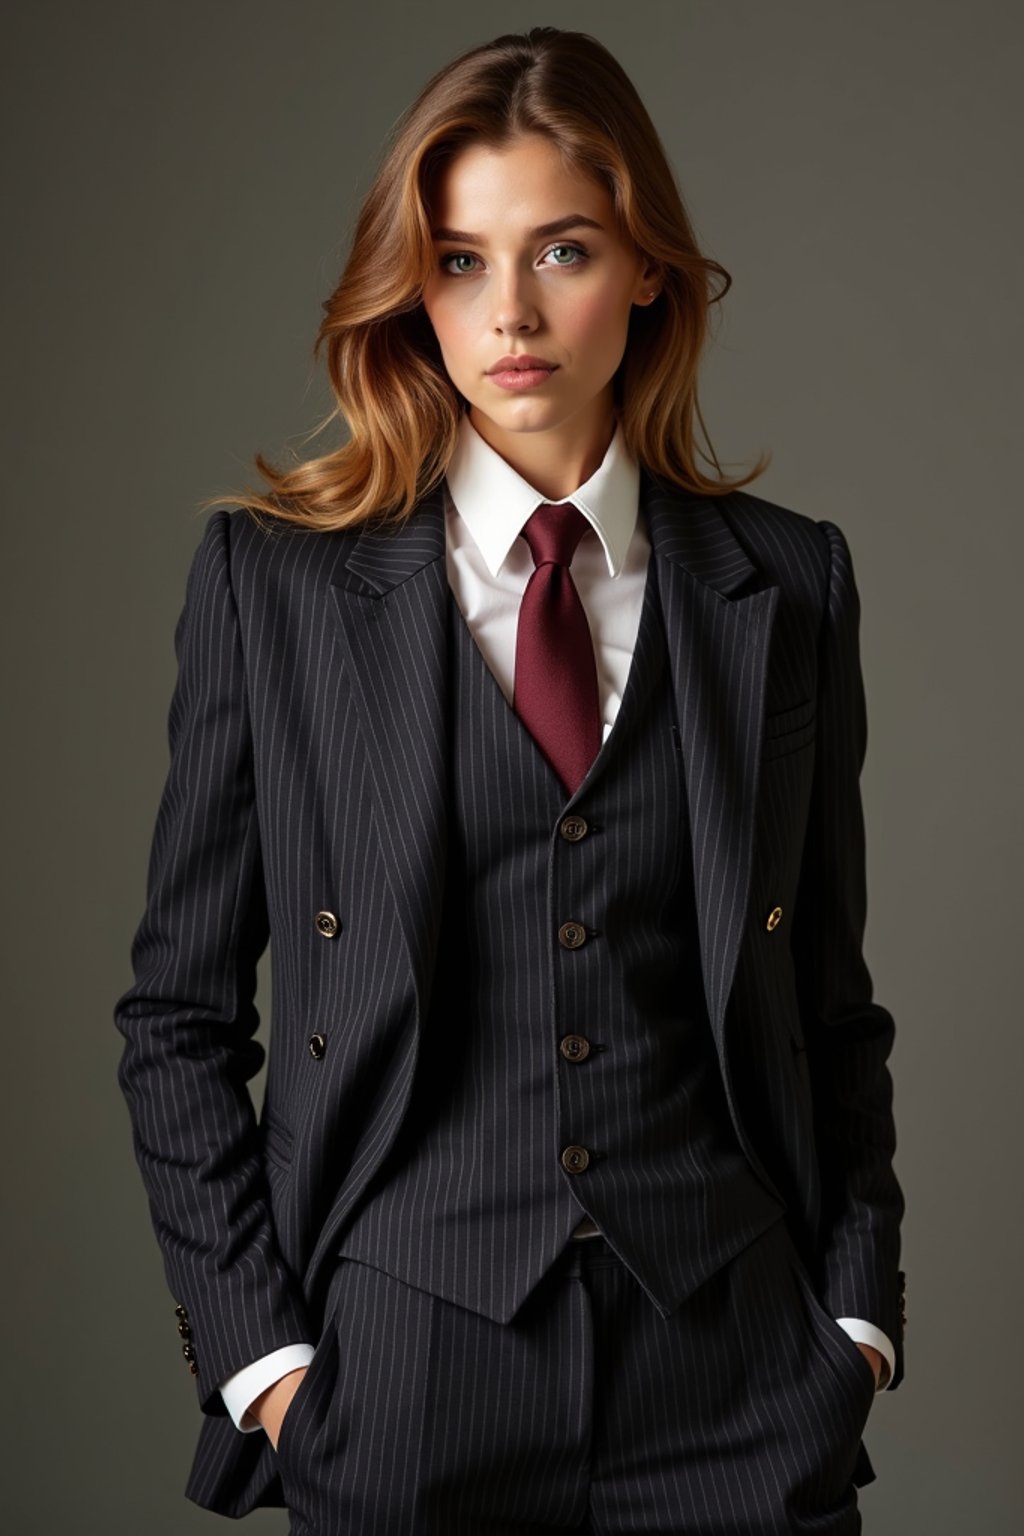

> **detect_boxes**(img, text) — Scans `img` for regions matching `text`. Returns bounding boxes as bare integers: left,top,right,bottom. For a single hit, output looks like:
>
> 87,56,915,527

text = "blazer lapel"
328,485,450,1016
644,472,779,1047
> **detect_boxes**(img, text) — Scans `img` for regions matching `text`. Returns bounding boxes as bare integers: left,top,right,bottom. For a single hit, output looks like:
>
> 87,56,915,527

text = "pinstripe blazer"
114,469,905,1514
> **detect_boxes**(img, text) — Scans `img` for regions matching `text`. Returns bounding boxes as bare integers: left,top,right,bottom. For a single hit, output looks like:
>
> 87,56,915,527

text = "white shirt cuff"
219,1343,316,1432
834,1317,895,1391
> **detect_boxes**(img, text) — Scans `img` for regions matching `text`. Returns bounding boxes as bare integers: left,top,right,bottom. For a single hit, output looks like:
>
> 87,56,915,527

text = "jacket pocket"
762,698,817,760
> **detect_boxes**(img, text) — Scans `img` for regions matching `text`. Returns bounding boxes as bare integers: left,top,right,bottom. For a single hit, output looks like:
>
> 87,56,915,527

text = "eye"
440,252,481,275
543,242,588,267
437,241,590,277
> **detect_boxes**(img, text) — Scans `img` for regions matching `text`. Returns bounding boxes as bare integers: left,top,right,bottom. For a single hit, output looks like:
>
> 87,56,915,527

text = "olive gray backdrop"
2,1,1018,1530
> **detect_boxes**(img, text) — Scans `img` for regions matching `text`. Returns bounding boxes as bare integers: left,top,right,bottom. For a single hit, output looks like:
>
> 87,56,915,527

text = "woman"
115,25,905,1535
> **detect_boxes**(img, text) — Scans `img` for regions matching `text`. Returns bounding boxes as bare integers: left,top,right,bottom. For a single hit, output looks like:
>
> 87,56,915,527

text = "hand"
248,1366,309,1451
855,1342,883,1389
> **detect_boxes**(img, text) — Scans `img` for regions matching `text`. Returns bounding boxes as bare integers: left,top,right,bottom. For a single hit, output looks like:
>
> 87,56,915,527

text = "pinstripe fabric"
276,1220,877,1534
113,471,904,1521
335,534,785,1325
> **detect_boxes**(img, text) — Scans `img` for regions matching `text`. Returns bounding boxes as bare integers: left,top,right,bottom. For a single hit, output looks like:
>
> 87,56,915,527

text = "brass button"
308,1032,327,1059
177,1320,191,1339
557,921,587,950
315,910,339,938
559,815,589,842
560,1144,591,1174
559,1034,591,1062
766,905,783,932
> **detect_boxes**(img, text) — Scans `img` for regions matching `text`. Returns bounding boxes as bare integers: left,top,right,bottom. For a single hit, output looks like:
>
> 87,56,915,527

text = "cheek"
563,288,632,356
423,294,474,371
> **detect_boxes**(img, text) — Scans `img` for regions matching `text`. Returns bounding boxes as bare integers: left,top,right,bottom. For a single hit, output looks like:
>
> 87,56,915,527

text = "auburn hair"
204,26,769,532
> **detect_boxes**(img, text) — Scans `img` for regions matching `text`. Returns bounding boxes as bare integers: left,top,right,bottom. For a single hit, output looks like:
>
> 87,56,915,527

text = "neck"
467,402,616,501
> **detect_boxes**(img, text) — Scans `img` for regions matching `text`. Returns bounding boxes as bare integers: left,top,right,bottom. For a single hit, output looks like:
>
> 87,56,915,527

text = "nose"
490,264,539,335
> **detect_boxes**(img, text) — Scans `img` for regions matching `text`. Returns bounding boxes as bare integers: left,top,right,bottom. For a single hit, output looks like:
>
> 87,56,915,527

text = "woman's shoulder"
716,486,840,594
722,484,833,542
203,502,364,589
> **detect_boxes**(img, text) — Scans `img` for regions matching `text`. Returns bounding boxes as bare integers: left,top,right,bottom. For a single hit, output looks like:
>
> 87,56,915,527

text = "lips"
486,355,557,374
488,365,558,392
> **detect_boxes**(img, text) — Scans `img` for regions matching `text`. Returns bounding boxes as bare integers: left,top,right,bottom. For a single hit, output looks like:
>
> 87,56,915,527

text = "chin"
477,399,573,434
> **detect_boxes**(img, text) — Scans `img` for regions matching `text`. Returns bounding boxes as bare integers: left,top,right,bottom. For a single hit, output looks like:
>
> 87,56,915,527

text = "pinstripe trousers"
276,1214,876,1535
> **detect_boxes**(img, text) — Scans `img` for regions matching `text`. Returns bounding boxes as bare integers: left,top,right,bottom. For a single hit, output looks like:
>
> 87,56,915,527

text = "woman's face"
421,134,658,463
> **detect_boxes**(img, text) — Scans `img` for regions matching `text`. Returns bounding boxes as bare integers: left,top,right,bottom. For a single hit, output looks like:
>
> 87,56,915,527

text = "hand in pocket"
250,1367,310,1451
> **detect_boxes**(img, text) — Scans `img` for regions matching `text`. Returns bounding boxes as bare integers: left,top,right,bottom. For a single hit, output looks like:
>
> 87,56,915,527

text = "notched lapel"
644,474,779,1045
327,486,450,1009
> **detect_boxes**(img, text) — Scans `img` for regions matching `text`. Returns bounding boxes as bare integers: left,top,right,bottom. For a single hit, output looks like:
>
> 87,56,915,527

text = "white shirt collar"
444,410,640,579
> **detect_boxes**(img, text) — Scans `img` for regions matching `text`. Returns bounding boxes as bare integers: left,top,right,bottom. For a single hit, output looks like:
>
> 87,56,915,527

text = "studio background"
2,2,1018,1530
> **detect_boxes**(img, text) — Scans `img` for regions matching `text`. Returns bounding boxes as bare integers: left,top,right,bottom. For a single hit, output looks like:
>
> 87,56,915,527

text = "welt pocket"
260,1108,294,1169
763,698,816,737
762,699,816,759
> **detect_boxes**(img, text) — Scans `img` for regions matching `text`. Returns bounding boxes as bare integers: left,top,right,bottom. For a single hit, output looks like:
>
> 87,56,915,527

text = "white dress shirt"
220,411,893,1430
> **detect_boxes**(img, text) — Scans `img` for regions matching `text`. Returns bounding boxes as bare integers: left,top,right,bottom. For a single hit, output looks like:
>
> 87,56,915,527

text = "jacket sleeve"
114,508,312,1415
791,518,907,1390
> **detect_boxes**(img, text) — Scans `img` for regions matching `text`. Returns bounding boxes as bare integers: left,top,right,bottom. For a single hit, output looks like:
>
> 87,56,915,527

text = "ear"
632,258,663,306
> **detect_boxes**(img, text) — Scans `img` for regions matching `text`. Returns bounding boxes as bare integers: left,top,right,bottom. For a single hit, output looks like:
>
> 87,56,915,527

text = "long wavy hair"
205,26,769,532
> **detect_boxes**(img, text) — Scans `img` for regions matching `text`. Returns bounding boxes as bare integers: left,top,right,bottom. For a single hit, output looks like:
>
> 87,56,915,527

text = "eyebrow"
430,214,606,244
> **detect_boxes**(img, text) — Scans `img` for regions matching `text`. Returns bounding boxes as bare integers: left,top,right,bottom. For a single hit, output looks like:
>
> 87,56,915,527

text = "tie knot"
520,501,591,569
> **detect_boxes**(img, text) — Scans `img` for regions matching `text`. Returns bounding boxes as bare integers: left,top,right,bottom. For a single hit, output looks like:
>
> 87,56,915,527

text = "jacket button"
174,1303,189,1321
558,921,587,949
189,1361,199,1376
177,1320,191,1339
560,1034,591,1061
559,815,589,842
181,1341,196,1362
766,905,783,931
308,1033,327,1059
561,1144,591,1173
315,910,339,938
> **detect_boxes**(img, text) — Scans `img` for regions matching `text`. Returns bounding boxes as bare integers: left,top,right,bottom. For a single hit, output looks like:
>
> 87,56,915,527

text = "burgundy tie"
513,502,602,796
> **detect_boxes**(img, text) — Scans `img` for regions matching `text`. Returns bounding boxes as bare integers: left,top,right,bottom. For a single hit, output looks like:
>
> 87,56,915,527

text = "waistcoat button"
315,910,339,938
557,921,587,949
559,815,589,842
766,905,783,932
561,1144,591,1173
308,1033,327,1059
560,1034,591,1061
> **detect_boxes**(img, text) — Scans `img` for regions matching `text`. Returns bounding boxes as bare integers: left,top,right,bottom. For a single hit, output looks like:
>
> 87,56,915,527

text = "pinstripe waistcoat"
114,470,905,1517
335,540,785,1319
